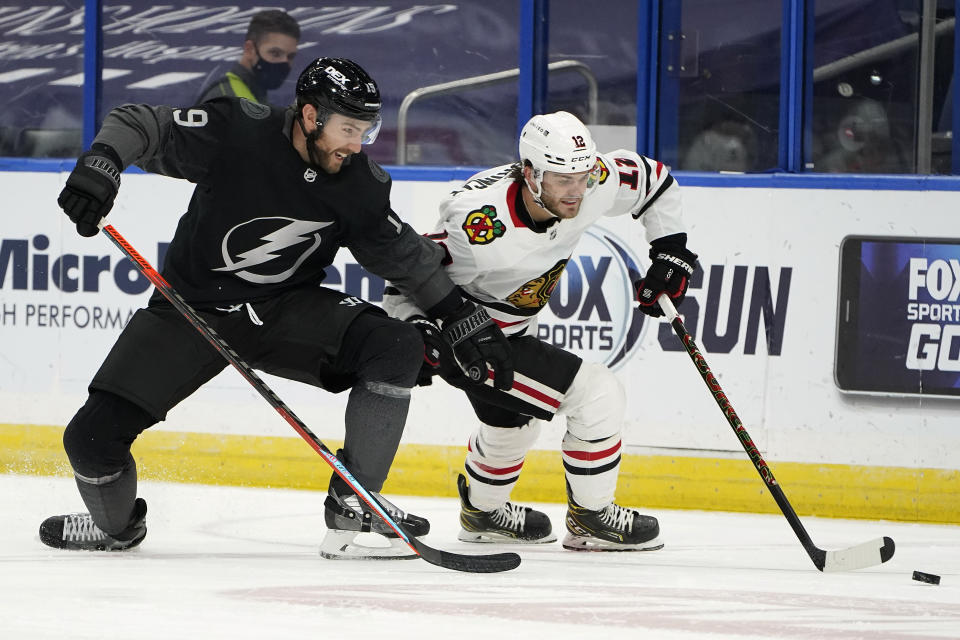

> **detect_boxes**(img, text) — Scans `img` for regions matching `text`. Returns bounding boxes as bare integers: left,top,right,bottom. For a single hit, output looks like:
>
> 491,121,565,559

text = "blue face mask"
253,47,292,91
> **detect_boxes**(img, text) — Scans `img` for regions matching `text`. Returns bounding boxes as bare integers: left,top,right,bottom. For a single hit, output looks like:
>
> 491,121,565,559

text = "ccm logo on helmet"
571,155,592,162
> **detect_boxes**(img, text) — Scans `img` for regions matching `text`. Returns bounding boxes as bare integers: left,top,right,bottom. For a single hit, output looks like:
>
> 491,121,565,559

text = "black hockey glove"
635,235,698,318
57,144,122,237
409,316,445,386
440,301,514,390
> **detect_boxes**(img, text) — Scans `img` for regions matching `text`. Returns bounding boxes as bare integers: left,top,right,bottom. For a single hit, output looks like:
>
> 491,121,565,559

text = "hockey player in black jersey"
42,57,513,559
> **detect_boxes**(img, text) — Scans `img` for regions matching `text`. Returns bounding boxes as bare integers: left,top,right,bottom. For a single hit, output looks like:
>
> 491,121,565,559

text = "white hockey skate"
320,486,429,560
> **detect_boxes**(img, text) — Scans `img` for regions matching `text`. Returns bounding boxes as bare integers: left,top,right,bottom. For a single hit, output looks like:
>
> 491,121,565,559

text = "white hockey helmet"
518,111,598,201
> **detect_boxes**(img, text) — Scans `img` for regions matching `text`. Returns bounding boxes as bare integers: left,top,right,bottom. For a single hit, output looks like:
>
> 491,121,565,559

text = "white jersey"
384,149,687,335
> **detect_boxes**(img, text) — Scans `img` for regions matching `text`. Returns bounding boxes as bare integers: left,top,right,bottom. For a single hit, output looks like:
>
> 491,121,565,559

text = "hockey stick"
657,295,895,572
98,221,520,574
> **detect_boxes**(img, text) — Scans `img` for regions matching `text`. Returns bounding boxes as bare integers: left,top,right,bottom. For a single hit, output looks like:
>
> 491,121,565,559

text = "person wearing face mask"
197,10,300,105
384,111,698,552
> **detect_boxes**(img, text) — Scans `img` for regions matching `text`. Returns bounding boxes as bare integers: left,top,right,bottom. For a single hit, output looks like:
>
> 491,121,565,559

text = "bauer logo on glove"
440,301,514,390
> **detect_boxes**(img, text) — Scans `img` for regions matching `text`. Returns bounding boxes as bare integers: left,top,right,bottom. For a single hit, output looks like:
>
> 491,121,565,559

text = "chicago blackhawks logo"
592,157,610,186
462,205,506,245
507,260,568,309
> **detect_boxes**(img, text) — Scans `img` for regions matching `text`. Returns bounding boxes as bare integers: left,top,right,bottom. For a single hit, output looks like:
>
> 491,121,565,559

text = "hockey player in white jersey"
385,111,697,551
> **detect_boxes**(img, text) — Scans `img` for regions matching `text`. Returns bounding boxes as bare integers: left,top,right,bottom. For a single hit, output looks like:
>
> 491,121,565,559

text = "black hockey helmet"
295,57,382,143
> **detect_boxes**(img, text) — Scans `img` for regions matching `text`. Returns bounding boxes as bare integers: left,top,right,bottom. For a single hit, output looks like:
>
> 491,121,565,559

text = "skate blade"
457,528,558,544
561,533,664,552
319,529,418,560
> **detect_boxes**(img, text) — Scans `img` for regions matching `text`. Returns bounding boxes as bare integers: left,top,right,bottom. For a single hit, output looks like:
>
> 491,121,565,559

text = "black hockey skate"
456,473,556,544
39,498,147,551
563,489,663,552
320,484,430,560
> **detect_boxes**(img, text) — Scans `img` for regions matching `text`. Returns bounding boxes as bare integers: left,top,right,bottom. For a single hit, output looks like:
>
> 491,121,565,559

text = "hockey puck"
912,571,941,585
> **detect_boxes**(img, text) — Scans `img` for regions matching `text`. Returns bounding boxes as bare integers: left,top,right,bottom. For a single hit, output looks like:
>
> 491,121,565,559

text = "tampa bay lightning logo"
536,227,647,369
214,217,332,284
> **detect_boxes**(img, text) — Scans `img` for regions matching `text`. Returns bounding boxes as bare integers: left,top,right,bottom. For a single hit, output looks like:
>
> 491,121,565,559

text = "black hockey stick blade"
411,538,521,573
657,294,896,572
98,222,520,573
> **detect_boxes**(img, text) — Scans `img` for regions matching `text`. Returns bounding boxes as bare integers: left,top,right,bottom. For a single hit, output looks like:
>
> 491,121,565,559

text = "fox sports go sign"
533,227,648,369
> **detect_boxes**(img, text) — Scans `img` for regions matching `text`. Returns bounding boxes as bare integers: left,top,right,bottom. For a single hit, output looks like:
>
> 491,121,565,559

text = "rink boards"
1,171,958,523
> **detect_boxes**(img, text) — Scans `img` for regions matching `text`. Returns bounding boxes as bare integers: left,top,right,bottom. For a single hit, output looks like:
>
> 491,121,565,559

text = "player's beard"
540,189,584,219
313,144,353,174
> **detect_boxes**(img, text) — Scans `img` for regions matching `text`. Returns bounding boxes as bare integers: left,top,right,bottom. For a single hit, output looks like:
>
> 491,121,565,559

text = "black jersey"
93,98,454,310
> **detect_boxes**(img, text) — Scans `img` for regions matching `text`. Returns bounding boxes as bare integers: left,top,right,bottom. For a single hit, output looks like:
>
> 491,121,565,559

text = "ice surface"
2,474,958,639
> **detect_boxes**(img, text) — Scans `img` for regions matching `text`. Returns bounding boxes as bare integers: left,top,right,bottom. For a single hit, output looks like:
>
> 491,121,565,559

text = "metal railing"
811,17,953,83
395,59,598,165
813,13,953,173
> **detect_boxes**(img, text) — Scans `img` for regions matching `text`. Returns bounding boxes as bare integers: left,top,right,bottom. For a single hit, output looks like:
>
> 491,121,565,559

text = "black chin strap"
295,113,323,168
